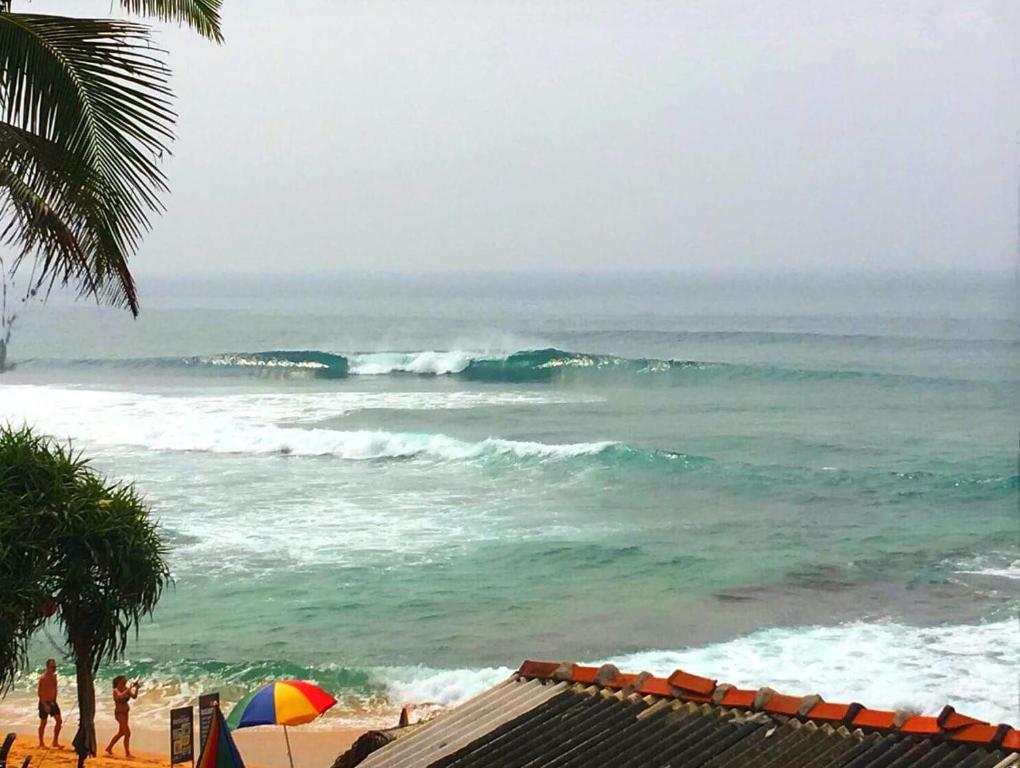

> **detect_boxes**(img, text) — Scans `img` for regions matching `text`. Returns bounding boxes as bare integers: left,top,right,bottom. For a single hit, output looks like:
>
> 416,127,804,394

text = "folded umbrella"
227,681,337,768
198,705,246,768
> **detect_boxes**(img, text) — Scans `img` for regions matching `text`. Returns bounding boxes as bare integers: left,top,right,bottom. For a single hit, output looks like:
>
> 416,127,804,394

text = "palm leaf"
0,163,97,299
120,0,224,42
0,122,136,309
0,12,177,315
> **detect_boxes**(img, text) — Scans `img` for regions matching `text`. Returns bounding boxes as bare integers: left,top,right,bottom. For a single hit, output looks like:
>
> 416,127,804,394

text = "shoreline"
1,720,367,768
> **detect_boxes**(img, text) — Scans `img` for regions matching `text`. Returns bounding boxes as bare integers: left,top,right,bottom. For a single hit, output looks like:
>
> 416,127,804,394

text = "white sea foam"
2,620,1014,729
125,425,612,462
347,350,481,376
383,665,515,707
962,564,1020,580
367,619,1020,725
0,385,612,462
0,386,600,573
955,554,1020,581
0,384,595,424
604,619,1020,725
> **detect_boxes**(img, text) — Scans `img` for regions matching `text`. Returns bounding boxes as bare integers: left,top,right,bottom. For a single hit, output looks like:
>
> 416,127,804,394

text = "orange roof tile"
667,669,716,696
852,709,898,730
574,665,602,685
899,715,941,735
805,701,854,722
635,676,674,697
602,672,638,689
515,659,1018,752
718,688,756,708
516,660,561,679
949,723,1011,746
945,713,990,730
761,692,803,717
939,707,987,731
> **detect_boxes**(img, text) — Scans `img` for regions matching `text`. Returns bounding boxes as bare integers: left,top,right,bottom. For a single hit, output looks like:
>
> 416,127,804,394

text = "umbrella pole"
283,725,294,768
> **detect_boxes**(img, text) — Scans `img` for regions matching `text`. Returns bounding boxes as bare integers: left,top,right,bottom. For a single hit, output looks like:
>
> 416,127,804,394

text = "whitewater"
0,272,1016,727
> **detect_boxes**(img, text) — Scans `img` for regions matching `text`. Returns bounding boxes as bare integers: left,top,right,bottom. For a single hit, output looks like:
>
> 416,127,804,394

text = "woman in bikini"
105,676,139,757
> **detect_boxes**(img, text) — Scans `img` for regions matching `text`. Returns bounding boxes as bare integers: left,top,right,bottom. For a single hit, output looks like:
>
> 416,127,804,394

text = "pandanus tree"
0,426,171,767
0,0,223,318
1,4,217,762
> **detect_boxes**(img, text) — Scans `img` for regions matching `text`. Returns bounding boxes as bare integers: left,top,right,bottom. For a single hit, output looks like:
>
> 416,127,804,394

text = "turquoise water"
0,272,1017,725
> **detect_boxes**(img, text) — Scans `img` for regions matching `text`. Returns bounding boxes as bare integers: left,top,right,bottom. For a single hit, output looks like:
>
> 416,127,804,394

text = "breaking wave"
457,348,715,381
182,350,351,378
606,619,1020,725
29,347,1017,386
6,619,1016,729
0,383,623,463
348,350,476,376
1,384,1013,501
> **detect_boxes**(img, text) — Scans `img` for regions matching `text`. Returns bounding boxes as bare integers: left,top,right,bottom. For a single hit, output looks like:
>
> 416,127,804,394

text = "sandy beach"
3,722,366,768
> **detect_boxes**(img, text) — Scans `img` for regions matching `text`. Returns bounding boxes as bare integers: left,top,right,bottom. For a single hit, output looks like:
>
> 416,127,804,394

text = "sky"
25,0,1020,275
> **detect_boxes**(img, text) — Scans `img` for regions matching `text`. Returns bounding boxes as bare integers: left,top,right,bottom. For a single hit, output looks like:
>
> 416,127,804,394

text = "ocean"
0,271,1017,728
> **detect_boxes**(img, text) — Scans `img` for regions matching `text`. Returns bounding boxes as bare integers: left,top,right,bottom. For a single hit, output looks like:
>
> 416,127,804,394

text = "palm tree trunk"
0,277,12,374
72,641,97,768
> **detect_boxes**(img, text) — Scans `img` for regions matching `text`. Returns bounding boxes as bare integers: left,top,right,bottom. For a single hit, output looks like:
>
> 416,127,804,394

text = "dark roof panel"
341,661,1018,768
515,659,1018,750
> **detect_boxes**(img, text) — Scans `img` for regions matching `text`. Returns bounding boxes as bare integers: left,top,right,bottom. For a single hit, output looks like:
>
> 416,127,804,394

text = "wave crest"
348,350,477,376
4,619,1016,728
184,351,350,378
40,347,1016,386
458,348,713,382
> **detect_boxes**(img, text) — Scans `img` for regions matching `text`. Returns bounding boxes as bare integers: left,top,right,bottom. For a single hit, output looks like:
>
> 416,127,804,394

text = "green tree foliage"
0,0,222,316
0,425,171,765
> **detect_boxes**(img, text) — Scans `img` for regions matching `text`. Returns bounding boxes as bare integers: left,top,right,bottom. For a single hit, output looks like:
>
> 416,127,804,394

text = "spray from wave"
347,350,478,376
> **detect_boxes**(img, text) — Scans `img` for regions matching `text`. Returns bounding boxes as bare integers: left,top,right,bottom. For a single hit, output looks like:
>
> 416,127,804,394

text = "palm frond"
120,0,224,43
0,122,140,312
0,123,125,308
0,12,177,315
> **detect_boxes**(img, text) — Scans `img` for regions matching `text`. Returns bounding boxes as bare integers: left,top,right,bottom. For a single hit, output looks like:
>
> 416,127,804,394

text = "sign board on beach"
199,693,220,751
170,706,194,766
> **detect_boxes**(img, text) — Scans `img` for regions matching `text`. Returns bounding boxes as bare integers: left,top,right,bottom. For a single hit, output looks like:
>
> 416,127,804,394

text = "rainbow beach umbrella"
227,681,337,768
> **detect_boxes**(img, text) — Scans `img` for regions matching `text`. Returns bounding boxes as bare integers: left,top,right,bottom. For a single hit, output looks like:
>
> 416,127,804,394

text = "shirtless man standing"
38,658,62,748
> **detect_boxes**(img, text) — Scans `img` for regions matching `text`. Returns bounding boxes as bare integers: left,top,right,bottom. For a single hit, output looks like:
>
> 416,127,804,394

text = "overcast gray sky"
37,0,1020,274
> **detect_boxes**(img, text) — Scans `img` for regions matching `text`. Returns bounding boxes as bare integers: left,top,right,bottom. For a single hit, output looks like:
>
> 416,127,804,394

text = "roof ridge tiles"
515,659,1017,752
798,694,823,716
627,671,653,693
667,668,717,695
711,683,733,705
596,663,622,686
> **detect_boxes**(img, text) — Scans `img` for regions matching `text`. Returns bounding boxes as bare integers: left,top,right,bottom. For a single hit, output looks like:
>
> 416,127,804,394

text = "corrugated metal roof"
342,661,1020,767
357,677,569,768
518,660,1020,751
